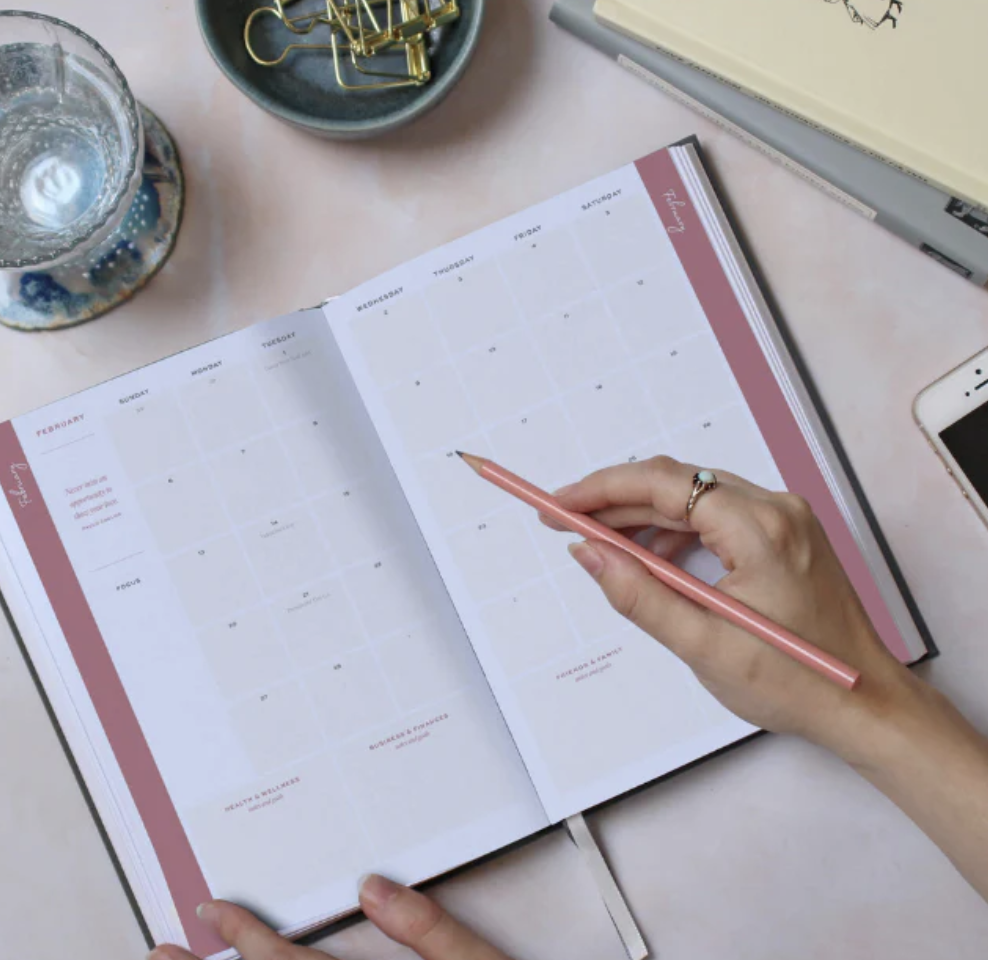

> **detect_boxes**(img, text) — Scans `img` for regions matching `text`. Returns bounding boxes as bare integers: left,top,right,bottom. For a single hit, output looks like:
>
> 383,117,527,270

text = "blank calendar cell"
337,693,525,858
228,681,321,774
106,397,198,482
304,648,398,742
446,509,544,602
383,365,479,455
562,373,656,464
480,582,577,677
241,505,335,597
278,415,362,498
179,365,273,450
167,535,259,625
668,405,784,491
532,296,629,392
485,401,588,492
376,618,475,711
498,229,596,320
553,564,628,645
273,578,367,668
208,434,302,526
426,259,517,354
351,297,446,387
458,332,554,425
513,638,705,793
637,333,741,431
184,755,365,911
198,608,289,700
135,461,228,554
605,268,707,357
344,553,436,637
254,340,337,421
414,436,505,530
573,197,666,288
309,476,399,567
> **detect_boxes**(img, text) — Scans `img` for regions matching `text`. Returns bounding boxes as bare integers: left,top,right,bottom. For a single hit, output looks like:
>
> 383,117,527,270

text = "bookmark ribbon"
565,813,648,960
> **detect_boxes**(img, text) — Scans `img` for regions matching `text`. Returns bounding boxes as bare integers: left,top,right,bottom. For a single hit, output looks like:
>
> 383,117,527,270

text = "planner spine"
549,0,988,288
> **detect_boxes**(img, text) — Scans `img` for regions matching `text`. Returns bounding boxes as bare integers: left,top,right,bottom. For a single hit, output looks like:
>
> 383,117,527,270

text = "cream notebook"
594,0,988,212
0,142,931,958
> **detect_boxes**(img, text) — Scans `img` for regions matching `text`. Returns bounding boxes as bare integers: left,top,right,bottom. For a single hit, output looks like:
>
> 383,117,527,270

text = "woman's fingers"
540,504,674,532
554,457,756,534
360,875,510,960
569,540,713,664
149,946,197,960
196,901,316,960
643,528,696,559
148,881,512,960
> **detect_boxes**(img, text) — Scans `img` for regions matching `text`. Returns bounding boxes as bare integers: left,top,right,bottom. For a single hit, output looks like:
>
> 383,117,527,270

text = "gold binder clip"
330,26,424,90
244,0,458,89
329,0,430,90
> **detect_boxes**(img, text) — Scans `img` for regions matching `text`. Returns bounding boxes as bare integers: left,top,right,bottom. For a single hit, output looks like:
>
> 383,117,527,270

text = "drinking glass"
0,11,184,330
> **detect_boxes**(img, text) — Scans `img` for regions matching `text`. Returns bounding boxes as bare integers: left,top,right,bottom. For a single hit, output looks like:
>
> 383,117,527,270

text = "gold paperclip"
245,0,391,65
245,4,335,67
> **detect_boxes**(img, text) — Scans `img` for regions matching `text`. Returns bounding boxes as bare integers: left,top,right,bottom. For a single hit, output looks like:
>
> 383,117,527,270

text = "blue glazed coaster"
0,105,184,331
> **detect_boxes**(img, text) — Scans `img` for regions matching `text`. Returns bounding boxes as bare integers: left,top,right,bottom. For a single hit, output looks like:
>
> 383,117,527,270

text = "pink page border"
635,149,910,663
0,421,223,956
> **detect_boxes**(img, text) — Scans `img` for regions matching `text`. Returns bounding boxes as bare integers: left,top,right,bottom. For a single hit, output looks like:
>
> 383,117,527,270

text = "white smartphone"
914,345,988,528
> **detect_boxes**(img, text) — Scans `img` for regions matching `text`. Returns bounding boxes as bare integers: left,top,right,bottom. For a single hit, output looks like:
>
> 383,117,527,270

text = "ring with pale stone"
684,470,719,523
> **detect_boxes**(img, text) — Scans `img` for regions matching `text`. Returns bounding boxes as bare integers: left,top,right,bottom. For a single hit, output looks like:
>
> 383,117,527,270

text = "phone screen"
940,399,988,503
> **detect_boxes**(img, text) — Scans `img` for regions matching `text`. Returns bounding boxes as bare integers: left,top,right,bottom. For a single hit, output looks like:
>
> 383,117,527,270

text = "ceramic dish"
196,0,485,139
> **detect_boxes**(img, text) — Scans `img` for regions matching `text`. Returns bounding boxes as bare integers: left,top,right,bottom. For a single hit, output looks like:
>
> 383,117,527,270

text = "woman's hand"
552,454,988,905
549,455,918,764
151,875,512,960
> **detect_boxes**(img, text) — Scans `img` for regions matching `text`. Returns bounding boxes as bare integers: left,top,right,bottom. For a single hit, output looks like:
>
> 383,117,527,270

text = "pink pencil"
457,452,860,691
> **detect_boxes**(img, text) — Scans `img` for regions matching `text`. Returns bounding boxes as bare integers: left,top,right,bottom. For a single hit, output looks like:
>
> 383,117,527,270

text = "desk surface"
3,3,988,958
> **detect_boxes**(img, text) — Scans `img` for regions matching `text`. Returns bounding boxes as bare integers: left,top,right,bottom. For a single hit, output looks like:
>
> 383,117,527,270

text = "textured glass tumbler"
0,11,183,330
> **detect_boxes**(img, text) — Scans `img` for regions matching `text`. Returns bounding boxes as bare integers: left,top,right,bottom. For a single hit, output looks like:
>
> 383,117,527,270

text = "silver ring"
684,470,718,522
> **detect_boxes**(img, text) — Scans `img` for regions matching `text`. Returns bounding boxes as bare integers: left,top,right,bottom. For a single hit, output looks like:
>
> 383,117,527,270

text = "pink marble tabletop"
3,2,988,959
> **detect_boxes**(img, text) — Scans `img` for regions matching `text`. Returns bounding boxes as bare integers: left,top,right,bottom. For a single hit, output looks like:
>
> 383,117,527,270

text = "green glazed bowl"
195,0,485,139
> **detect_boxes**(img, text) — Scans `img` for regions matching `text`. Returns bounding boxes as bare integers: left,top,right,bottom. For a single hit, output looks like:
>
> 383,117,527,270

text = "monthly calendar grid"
385,196,759,685
327,182,803,811
117,341,481,810
410,259,592,660
486,239,625,654
164,359,342,793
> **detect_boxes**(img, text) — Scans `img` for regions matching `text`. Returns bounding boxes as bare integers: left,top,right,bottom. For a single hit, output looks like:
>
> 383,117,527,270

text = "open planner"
0,142,932,958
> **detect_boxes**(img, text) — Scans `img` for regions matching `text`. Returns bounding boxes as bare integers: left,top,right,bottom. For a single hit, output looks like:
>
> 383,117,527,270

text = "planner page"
324,157,783,821
0,310,546,956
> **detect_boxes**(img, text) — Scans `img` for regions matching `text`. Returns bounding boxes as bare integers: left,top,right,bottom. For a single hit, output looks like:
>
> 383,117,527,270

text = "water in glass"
0,39,137,265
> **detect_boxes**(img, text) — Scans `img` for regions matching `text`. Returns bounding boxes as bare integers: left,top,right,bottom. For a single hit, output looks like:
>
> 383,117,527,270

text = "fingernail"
553,484,574,498
196,902,219,922
569,541,604,578
359,873,401,908
147,950,171,960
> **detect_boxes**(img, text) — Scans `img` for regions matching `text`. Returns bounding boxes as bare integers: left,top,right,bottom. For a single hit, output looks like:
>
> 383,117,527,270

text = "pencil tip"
457,451,485,474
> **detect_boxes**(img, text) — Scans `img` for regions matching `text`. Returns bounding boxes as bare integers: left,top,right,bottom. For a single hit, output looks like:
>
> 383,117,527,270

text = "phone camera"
978,369,983,376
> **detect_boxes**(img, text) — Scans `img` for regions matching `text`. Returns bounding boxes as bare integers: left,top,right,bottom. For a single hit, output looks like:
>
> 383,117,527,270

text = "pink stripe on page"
634,149,911,663
0,421,224,956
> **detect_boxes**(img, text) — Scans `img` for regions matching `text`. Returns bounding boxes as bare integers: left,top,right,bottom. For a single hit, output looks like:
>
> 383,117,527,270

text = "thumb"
569,540,713,665
359,875,509,960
